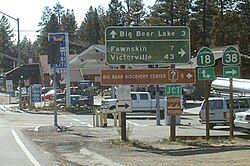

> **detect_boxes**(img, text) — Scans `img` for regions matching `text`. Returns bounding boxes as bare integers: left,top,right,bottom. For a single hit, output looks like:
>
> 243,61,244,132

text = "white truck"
101,91,166,118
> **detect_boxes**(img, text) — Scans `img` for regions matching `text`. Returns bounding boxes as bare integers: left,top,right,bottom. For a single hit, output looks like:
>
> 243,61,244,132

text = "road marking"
63,116,93,127
11,129,41,166
0,105,5,111
126,120,148,127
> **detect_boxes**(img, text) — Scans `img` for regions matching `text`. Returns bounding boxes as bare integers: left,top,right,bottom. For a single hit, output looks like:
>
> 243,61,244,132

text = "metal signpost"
222,45,241,139
105,26,190,64
48,33,69,127
165,83,183,141
116,85,131,141
197,47,215,140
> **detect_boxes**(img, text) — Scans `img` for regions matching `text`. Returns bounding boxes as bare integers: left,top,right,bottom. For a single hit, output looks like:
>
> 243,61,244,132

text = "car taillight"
245,115,250,121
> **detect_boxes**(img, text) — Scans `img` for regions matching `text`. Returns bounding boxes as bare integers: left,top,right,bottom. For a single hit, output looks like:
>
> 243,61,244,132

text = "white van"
199,97,249,129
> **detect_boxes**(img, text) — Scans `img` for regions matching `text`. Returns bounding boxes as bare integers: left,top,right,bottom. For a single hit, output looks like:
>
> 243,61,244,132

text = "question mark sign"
168,70,178,82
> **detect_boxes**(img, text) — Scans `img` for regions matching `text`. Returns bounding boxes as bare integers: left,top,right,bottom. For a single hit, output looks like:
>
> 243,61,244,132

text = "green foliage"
0,0,249,77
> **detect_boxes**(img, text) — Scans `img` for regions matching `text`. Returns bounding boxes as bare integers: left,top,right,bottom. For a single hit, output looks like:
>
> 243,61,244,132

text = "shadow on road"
133,142,250,157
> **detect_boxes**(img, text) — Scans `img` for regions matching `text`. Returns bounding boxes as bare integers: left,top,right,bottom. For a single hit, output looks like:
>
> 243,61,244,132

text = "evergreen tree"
191,0,219,46
106,0,125,26
61,9,78,54
147,0,173,26
79,6,100,45
0,16,15,71
211,11,245,47
19,36,36,62
124,0,146,26
53,2,65,25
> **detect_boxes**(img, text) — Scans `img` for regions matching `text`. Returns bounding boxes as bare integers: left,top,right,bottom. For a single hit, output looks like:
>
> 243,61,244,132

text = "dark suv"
57,95,93,108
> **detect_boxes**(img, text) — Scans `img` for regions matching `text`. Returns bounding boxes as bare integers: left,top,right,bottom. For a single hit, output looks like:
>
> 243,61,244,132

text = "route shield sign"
105,26,190,65
197,67,215,80
197,47,215,67
222,45,240,65
223,66,240,78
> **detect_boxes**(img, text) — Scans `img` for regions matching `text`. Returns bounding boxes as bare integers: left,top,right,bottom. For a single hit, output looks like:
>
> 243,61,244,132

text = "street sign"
223,66,240,78
6,80,13,93
165,85,182,97
101,68,196,85
31,84,42,102
78,81,94,87
167,97,182,115
197,67,215,80
116,100,132,112
197,47,215,67
105,26,190,64
222,45,240,65
48,33,69,75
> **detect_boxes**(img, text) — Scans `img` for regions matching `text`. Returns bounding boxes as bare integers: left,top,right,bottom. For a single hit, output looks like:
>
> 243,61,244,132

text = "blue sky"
0,0,155,43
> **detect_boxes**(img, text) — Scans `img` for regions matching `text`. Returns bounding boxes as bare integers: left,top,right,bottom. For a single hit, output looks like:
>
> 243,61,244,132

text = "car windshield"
201,99,223,110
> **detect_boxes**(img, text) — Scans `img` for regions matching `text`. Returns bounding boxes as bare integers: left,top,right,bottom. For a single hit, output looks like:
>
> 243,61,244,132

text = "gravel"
23,125,250,166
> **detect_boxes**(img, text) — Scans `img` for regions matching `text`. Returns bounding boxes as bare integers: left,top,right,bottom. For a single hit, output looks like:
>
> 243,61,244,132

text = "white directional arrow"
178,48,186,57
202,69,211,78
110,30,117,38
225,69,237,75
186,72,193,79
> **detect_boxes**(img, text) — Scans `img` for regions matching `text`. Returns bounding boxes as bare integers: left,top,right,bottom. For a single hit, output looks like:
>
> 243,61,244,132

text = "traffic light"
48,41,61,64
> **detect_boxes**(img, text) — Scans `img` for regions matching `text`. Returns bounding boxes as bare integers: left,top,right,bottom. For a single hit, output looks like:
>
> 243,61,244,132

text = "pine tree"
0,16,15,71
124,0,146,26
61,9,78,54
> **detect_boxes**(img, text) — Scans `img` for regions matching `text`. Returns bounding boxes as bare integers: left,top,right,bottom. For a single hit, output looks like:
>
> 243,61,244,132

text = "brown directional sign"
101,68,196,85
167,97,182,115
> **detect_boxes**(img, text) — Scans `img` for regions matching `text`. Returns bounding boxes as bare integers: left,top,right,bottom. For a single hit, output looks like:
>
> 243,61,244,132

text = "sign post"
222,45,241,139
197,47,215,140
116,85,131,141
48,33,69,127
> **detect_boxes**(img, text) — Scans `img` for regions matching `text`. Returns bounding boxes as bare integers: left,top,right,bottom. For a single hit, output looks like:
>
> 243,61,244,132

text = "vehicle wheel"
209,124,215,129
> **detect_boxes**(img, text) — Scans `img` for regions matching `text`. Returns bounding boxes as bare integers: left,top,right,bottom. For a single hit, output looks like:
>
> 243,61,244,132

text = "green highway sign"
165,85,182,97
197,67,215,80
223,66,240,78
105,26,190,65
222,45,241,65
196,47,215,67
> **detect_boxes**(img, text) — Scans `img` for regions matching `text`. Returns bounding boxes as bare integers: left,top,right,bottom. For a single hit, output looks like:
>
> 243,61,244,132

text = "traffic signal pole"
53,64,58,126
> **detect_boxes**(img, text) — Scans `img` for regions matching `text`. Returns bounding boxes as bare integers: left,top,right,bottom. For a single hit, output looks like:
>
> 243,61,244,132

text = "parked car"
41,89,63,101
57,95,93,108
199,97,249,129
234,109,250,130
101,91,167,118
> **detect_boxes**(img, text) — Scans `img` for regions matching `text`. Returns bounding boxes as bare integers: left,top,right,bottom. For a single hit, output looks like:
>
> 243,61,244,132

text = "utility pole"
0,11,22,110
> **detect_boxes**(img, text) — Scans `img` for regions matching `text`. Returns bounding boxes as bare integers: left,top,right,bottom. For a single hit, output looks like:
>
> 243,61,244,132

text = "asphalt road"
0,92,248,165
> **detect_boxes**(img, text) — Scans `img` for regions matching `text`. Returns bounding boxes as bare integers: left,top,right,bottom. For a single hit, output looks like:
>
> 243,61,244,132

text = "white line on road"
11,129,41,166
63,115,93,127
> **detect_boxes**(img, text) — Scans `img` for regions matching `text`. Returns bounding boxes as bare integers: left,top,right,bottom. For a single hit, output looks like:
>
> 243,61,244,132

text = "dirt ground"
23,125,250,166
